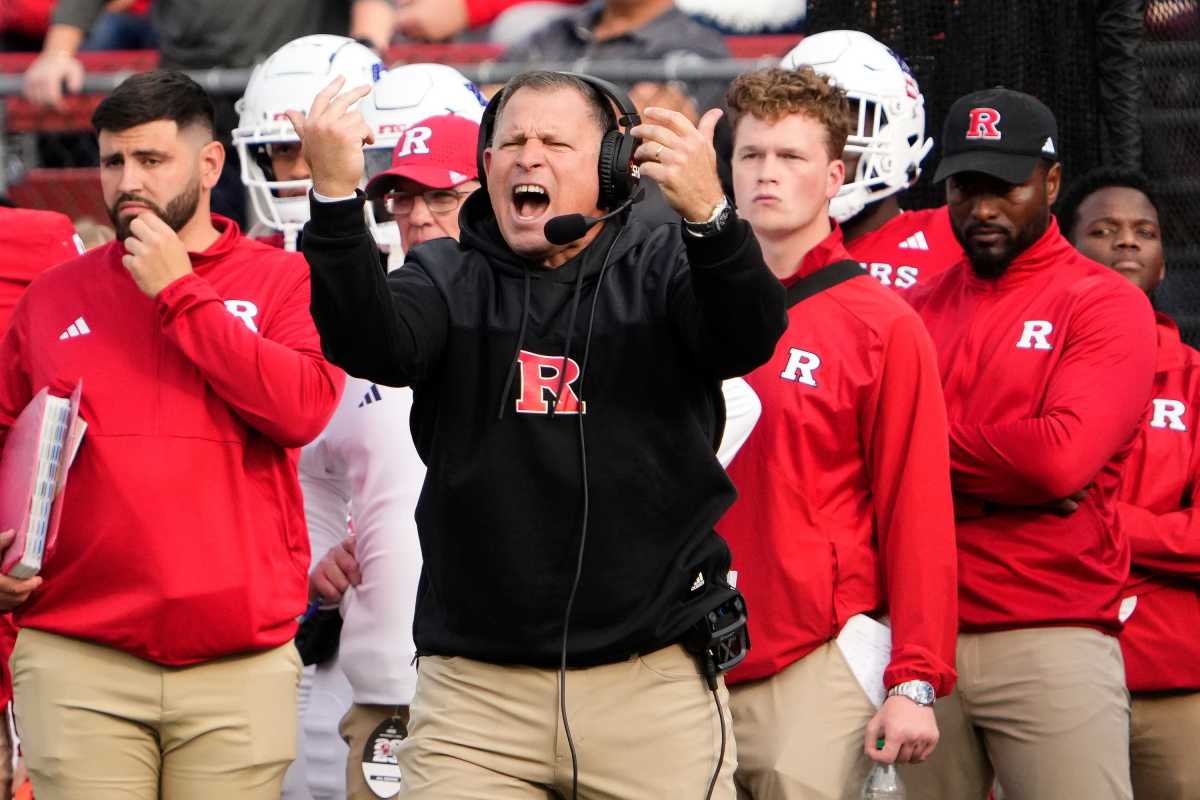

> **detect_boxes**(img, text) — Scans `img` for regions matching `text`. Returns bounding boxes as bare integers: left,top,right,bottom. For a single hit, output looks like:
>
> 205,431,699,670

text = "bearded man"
0,69,343,800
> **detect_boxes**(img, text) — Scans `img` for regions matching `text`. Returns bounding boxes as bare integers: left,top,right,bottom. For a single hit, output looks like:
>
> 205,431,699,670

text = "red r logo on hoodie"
965,107,1002,140
515,350,584,414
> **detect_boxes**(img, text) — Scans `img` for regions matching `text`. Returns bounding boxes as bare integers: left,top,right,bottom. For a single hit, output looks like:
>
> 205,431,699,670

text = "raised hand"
631,106,725,223
284,76,376,199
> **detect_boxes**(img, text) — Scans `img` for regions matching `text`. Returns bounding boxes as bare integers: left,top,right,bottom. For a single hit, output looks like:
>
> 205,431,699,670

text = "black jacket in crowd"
303,189,786,667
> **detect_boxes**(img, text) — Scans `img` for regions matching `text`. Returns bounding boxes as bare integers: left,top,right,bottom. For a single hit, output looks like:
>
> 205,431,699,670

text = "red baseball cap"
366,114,481,195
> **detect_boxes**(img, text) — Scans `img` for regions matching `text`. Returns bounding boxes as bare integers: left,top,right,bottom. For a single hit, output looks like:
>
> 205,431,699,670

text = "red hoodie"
0,216,343,665
844,207,963,293
719,226,958,694
1117,312,1200,691
910,219,1156,635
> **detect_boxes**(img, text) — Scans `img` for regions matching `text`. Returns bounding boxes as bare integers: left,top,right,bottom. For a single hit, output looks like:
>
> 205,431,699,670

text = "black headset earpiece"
476,72,641,211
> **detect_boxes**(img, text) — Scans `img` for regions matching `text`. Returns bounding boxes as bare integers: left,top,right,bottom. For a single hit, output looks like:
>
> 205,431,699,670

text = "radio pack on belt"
683,590,750,685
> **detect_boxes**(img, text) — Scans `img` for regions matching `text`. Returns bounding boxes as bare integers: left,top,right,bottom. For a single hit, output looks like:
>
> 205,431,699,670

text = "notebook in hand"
0,382,85,578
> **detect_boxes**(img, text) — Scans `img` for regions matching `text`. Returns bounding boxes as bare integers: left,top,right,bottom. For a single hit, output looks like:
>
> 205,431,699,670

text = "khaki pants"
11,627,302,800
397,645,737,798
898,627,1132,800
341,703,411,800
1130,690,1200,799
729,640,878,800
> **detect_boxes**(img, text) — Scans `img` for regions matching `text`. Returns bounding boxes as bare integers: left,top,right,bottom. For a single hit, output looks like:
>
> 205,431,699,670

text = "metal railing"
0,57,784,98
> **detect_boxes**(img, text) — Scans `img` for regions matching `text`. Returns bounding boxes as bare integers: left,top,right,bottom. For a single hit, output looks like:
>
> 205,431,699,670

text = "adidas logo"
58,316,91,340
358,384,383,408
1042,136,1056,155
898,231,929,251
690,571,705,592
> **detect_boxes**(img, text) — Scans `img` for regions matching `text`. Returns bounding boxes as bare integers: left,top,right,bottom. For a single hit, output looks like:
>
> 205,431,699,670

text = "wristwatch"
683,196,733,238
888,680,936,707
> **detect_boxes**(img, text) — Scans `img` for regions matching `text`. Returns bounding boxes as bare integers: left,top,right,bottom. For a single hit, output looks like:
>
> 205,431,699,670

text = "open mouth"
512,183,550,220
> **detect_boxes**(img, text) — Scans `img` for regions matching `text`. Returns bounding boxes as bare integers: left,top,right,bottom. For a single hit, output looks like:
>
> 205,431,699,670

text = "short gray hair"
491,71,617,144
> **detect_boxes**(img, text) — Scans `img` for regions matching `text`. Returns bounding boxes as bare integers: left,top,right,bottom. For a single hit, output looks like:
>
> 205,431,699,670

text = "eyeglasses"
381,189,472,218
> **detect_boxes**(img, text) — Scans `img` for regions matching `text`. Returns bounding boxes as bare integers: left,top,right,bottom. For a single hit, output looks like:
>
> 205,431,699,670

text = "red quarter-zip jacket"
0,216,343,665
844,207,963,293
1118,312,1200,691
910,219,1156,634
719,225,958,693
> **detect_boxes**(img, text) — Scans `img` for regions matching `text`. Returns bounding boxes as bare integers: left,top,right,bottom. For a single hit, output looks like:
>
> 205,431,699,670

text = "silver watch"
887,680,935,707
683,196,732,238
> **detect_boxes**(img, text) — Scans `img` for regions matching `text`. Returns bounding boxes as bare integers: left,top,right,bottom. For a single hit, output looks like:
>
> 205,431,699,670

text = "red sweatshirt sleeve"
949,284,1156,505
154,271,344,448
862,312,958,696
1119,484,1200,579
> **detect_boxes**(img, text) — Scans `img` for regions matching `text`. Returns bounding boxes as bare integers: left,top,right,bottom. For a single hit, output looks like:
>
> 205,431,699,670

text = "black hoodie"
303,190,786,667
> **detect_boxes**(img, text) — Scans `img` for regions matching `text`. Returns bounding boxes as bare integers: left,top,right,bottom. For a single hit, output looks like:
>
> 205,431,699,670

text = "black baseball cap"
933,87,1059,184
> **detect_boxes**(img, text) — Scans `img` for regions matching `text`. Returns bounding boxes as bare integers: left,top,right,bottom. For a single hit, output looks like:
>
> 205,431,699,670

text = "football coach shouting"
290,71,786,798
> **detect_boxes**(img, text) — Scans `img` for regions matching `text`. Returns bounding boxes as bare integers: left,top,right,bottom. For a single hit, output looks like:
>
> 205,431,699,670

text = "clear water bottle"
861,763,905,799
861,738,906,799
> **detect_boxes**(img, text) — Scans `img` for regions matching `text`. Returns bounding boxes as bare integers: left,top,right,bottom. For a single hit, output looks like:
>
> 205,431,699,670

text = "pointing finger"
627,123,682,150
641,106,695,137
139,213,174,235
127,215,153,240
308,76,347,120
326,83,374,119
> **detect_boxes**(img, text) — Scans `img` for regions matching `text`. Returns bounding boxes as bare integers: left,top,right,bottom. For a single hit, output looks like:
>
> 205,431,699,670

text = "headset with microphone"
475,72,645,245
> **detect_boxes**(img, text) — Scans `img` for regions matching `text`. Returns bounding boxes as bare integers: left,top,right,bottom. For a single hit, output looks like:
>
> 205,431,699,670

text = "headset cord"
557,224,626,800
556,222,725,800
702,655,726,800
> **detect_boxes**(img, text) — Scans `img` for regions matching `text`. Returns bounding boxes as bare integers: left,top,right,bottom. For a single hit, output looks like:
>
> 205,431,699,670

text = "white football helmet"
781,30,934,222
233,35,382,249
360,63,487,254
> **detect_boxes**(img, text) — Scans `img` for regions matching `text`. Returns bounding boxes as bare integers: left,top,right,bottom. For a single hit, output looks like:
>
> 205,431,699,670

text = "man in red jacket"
0,198,81,800
0,70,343,799
1060,166,1200,800
781,30,964,293
899,89,1156,800
717,65,958,799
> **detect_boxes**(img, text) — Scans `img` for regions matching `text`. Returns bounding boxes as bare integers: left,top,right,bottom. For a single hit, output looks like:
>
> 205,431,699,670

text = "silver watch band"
887,680,936,706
